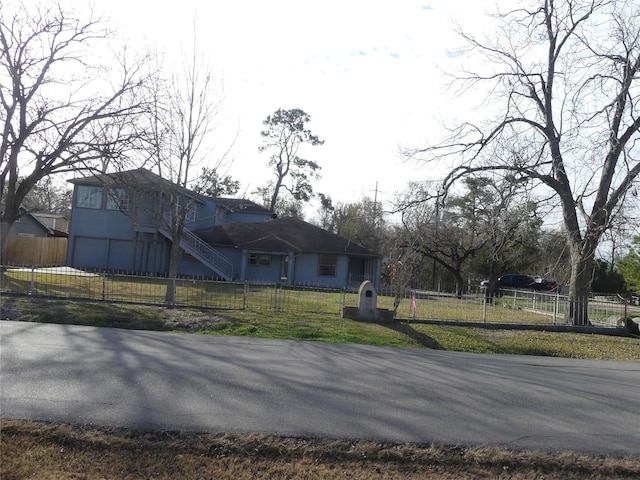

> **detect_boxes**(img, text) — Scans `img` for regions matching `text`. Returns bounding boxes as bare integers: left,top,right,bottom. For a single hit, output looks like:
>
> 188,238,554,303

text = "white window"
76,185,103,209
106,188,130,211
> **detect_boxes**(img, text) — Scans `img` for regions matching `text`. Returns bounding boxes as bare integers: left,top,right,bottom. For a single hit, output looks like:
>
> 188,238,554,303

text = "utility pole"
372,181,379,227
432,189,441,291
369,181,384,252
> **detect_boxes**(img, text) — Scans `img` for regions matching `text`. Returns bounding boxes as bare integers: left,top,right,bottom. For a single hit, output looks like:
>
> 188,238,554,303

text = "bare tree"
395,176,551,298
407,0,640,324
0,2,149,252
144,34,230,304
18,176,72,215
467,177,543,298
324,197,387,253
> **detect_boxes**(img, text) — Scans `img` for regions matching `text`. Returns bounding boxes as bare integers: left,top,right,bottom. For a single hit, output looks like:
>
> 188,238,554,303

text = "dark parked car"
532,278,558,291
496,274,536,289
481,274,558,291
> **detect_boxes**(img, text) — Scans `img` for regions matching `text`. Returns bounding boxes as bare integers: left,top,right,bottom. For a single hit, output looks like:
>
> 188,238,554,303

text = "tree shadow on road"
382,321,444,350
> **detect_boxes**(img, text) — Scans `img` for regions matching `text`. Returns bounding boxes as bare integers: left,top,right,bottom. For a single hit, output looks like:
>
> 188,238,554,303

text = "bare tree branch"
1,1,151,248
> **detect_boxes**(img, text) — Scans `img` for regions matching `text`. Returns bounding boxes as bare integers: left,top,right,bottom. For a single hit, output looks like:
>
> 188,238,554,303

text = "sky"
72,0,493,214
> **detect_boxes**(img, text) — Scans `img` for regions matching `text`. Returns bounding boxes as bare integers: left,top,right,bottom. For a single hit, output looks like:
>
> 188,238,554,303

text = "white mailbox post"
357,280,378,320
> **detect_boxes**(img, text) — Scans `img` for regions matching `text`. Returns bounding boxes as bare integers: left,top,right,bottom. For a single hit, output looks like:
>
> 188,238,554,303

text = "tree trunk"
1,195,20,260
269,176,283,213
567,250,594,326
164,233,182,305
454,272,464,299
1,220,13,262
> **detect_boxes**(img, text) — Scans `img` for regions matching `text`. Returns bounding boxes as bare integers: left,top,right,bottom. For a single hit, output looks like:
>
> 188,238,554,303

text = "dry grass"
3,420,639,480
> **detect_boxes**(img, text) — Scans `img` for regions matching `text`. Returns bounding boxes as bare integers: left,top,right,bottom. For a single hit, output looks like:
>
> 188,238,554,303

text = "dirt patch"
0,296,234,332
0,302,19,320
158,306,233,332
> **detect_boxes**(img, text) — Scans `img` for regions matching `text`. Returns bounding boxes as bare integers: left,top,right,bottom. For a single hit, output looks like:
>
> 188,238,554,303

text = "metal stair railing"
160,225,234,281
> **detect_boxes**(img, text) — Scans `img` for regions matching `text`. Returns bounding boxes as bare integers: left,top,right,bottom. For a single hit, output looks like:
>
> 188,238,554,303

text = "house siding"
223,211,273,224
70,209,134,239
6,214,50,238
293,253,349,288
186,201,215,230
244,254,285,284
176,249,230,277
67,188,138,270
182,202,272,230
70,237,108,268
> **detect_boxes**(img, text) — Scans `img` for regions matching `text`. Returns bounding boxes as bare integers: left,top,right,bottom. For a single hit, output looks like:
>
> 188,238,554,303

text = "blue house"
66,168,382,288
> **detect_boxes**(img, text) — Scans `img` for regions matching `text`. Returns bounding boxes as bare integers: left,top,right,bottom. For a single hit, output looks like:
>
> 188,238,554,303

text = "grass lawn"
3,296,638,361
2,296,639,479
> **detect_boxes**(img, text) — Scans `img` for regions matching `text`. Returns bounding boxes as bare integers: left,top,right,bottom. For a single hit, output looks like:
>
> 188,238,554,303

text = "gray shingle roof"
68,168,174,189
194,217,381,257
211,197,273,216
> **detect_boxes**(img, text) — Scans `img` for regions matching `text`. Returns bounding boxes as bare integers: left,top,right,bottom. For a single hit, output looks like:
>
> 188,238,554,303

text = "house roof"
194,217,381,257
68,168,184,191
68,168,273,213
212,197,274,216
32,213,70,236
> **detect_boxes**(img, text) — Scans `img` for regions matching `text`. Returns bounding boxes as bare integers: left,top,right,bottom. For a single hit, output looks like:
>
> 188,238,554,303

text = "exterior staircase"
160,226,234,281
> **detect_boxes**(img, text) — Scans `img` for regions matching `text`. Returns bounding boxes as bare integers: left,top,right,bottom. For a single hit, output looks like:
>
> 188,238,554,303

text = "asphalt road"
1,320,639,456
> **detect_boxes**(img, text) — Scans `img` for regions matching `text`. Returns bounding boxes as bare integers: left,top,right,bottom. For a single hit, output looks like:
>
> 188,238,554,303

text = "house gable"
32,213,69,236
66,168,275,277
2,207,53,238
68,168,274,230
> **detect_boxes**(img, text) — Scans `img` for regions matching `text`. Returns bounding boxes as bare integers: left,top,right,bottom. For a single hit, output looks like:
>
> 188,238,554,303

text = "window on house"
248,253,271,267
318,254,337,277
106,188,130,211
174,200,198,224
185,204,198,224
76,185,103,209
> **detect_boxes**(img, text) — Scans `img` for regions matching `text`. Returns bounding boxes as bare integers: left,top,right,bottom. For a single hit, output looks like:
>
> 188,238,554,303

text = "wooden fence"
1,237,68,266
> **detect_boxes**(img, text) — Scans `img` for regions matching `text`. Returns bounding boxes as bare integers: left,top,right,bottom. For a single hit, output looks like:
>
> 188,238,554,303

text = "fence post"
482,296,487,323
29,265,35,296
624,297,628,321
243,281,248,310
274,283,282,311
272,283,277,311
532,293,536,311
102,273,106,301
